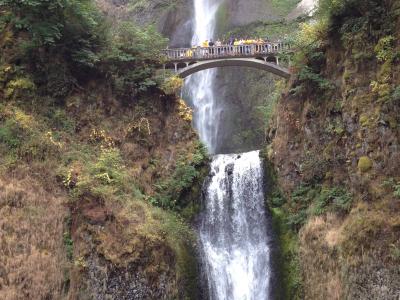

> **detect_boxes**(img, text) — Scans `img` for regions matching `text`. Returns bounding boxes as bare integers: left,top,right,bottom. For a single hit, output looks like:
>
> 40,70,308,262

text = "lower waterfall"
199,150,273,300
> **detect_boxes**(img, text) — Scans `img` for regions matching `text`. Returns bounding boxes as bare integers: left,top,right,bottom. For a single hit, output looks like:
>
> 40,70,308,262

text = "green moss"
262,157,303,299
271,207,303,300
358,156,373,173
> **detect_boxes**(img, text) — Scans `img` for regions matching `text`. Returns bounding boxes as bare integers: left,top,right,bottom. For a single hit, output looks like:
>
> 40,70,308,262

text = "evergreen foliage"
0,0,167,101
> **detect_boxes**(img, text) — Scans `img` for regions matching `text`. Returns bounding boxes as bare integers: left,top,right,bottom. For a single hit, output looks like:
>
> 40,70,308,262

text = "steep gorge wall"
96,0,194,46
266,1,400,298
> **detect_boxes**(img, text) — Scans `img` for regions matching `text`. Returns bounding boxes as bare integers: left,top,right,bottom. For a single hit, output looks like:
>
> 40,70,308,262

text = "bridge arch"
175,58,290,79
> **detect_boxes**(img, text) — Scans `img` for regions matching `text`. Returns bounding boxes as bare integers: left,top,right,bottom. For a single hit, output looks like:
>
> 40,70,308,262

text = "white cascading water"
199,151,272,300
185,0,222,154
185,0,273,299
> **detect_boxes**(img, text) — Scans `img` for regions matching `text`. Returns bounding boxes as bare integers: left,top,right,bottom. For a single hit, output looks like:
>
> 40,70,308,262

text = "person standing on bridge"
215,39,222,55
208,39,215,56
201,40,209,58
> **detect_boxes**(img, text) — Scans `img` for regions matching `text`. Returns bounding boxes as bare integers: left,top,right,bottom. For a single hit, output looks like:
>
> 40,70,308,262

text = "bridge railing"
162,42,290,61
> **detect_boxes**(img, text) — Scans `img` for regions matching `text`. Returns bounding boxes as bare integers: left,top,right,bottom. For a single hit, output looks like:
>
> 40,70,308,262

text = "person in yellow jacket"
202,40,209,47
186,49,193,57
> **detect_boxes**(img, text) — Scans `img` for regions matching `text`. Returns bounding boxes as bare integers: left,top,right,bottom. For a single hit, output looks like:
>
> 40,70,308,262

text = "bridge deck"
163,42,290,63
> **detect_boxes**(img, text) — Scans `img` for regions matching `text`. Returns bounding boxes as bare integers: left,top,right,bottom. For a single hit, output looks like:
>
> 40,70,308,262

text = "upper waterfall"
185,0,223,154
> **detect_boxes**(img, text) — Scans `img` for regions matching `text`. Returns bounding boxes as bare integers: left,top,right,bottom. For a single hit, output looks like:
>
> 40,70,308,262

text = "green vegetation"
63,232,74,261
258,80,285,129
271,207,303,300
263,160,303,299
271,0,302,16
225,18,301,41
280,184,353,231
151,141,208,212
313,187,353,215
161,75,183,95
0,0,167,102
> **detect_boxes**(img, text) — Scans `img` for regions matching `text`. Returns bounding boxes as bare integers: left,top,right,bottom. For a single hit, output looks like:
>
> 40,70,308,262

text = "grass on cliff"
0,1,204,297
0,82,204,298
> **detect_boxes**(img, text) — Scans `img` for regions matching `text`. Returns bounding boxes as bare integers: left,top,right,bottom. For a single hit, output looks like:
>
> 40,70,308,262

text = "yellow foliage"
177,99,192,122
46,131,63,148
14,109,37,130
161,75,183,95
297,19,328,48
370,80,392,102
127,117,152,136
5,77,36,99
89,128,115,148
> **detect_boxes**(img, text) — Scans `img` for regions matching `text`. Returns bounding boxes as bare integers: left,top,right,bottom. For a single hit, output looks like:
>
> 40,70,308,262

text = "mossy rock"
358,156,373,173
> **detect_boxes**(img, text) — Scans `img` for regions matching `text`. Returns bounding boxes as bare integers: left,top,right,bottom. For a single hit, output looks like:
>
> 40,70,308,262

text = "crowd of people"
176,37,285,58
164,36,289,59
199,37,274,48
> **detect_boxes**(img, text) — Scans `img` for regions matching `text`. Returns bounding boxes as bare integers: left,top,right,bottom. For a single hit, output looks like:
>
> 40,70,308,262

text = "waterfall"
184,1,274,299
199,151,272,300
185,0,222,154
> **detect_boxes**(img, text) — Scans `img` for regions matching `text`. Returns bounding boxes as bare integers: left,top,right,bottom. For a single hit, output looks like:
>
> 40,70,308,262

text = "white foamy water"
199,151,272,300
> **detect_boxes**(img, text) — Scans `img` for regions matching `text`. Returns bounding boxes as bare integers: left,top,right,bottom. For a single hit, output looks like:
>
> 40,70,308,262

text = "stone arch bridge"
162,42,291,79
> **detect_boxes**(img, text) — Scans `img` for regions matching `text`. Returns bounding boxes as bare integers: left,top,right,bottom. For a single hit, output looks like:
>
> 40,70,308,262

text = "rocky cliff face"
266,0,400,298
64,90,205,299
96,0,193,47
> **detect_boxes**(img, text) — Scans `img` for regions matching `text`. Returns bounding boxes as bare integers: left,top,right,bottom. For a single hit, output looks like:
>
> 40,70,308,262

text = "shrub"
152,142,208,210
391,86,400,102
99,21,168,100
313,187,353,215
286,185,315,231
0,118,22,149
375,35,395,62
358,156,372,173
177,99,193,122
161,75,183,95
392,182,400,199
298,66,334,92
65,147,140,201
287,209,308,230
1,0,104,68
286,184,353,230
270,190,286,207
4,77,36,100
1,1,168,101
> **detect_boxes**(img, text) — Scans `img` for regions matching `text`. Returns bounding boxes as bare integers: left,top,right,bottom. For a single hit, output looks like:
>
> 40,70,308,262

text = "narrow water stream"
185,0,223,154
185,0,274,299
